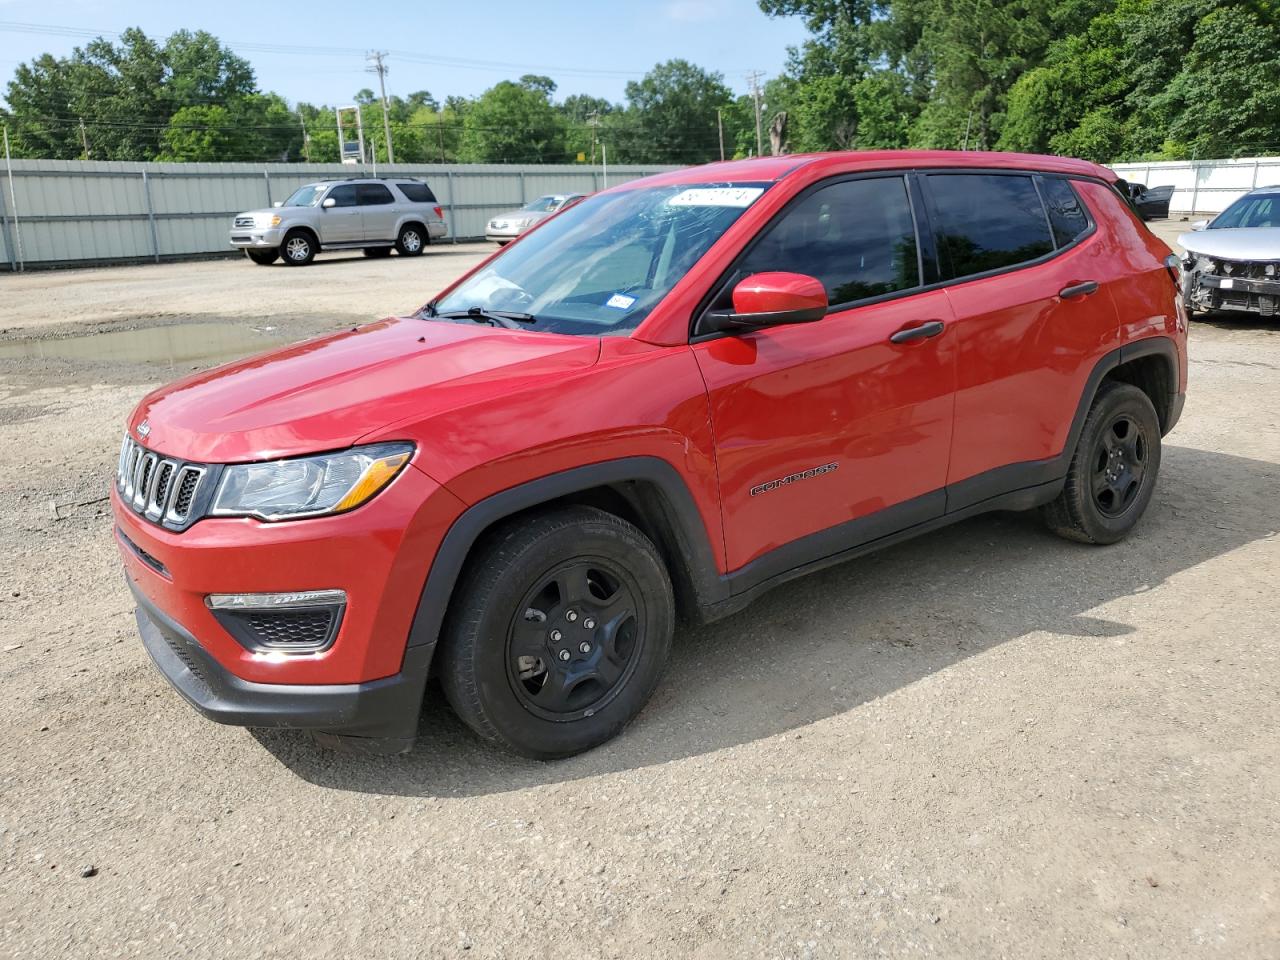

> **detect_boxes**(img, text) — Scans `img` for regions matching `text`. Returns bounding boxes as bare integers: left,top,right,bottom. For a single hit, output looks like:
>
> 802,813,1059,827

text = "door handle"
1058,281,1099,299
889,320,946,344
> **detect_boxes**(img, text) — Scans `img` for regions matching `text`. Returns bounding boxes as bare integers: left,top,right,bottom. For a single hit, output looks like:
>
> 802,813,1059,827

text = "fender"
404,456,726,659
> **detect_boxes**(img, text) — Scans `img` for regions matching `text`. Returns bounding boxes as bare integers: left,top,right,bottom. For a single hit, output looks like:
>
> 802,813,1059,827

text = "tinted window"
327,184,358,207
1040,177,1089,247
397,181,436,203
928,174,1054,278
739,176,920,306
357,183,395,205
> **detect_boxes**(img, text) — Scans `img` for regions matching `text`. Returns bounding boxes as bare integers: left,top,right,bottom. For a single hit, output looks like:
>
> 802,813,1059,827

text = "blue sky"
0,0,811,107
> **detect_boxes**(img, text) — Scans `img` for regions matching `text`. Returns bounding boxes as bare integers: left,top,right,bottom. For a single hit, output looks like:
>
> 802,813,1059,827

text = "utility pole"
717,107,725,161
300,116,311,163
587,110,600,165
366,50,395,165
746,71,764,157
78,118,90,160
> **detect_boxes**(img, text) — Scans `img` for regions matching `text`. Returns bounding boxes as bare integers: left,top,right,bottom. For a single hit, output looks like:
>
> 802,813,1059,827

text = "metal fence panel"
0,159,677,269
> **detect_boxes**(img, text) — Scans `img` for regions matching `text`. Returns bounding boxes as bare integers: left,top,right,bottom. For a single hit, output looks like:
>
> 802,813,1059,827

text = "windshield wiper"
433,306,537,330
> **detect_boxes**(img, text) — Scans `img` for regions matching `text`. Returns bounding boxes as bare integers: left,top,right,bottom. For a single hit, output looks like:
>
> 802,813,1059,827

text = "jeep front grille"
116,435,211,530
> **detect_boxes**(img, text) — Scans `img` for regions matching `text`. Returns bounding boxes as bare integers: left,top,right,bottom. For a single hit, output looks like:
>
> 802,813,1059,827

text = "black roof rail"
336,175,425,182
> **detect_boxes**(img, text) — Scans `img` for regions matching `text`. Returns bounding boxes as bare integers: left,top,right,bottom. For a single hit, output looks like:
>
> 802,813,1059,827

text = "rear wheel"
245,248,278,266
439,506,674,759
396,224,426,256
1041,381,1161,544
280,230,316,266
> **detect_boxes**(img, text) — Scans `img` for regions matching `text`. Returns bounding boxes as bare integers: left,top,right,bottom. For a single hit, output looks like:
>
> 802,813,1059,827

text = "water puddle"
0,323,287,367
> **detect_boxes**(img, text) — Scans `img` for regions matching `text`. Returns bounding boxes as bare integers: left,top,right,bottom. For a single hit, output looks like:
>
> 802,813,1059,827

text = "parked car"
1178,185,1280,318
485,193,586,244
116,150,1186,758
229,177,448,265
1121,181,1175,220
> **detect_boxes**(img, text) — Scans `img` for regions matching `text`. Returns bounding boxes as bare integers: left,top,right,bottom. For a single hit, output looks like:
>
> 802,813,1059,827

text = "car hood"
129,317,601,463
1178,227,1280,261
235,208,283,220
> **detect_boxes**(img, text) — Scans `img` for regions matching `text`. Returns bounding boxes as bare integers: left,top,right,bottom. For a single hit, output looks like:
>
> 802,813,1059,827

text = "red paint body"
113,150,1187,697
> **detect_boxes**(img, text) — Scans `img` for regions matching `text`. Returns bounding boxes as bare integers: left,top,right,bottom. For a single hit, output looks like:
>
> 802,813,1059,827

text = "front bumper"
229,227,284,249
131,579,430,752
1189,271,1280,316
485,223,522,243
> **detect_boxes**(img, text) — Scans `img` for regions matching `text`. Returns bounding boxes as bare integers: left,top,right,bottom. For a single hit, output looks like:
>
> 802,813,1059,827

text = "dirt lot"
1,225,1278,959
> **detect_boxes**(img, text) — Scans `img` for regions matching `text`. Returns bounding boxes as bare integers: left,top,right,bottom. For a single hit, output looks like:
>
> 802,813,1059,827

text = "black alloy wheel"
1091,412,1149,518
506,557,644,721
439,506,674,759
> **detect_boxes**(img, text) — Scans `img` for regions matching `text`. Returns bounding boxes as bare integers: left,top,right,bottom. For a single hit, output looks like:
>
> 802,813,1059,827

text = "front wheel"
245,248,278,266
1041,381,1162,544
438,506,674,759
280,230,316,266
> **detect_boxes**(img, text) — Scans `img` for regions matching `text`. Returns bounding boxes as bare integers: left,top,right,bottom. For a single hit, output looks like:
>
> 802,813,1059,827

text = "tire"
438,506,674,759
280,230,316,266
363,246,392,258
395,223,426,256
245,248,278,266
1041,381,1162,545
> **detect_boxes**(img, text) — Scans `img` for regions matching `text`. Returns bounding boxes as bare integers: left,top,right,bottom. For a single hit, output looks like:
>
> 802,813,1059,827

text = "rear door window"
1039,177,1090,247
737,176,921,307
357,183,395,205
926,174,1054,279
396,181,436,203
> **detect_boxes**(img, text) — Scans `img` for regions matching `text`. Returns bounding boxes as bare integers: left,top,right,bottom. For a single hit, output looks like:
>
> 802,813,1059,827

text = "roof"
618,150,1117,189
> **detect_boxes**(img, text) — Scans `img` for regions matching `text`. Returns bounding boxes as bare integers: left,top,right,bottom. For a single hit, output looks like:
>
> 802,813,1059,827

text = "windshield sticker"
605,293,637,310
666,187,764,208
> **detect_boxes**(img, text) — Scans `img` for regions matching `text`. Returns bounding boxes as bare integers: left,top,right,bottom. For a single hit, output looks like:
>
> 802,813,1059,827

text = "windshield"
283,184,328,207
1211,194,1279,229
434,182,770,336
522,195,562,213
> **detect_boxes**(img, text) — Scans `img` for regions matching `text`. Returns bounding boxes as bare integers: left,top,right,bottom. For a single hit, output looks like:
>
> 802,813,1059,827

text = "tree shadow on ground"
255,444,1279,797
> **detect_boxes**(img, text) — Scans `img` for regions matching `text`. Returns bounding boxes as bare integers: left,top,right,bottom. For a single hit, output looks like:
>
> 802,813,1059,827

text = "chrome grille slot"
167,466,205,522
234,216,255,228
146,460,177,519
132,452,158,511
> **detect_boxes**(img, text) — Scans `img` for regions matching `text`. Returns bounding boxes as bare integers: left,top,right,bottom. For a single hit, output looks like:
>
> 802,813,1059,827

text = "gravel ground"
1,223,1278,959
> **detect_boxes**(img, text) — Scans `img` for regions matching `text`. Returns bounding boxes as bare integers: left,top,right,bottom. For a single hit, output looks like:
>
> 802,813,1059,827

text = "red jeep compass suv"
113,151,1187,757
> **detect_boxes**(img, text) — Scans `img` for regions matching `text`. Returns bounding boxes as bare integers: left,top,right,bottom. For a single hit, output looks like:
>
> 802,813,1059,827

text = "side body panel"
692,290,958,570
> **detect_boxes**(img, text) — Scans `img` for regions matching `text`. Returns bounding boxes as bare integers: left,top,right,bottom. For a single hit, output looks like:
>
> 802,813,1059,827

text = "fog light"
206,590,346,610
206,590,347,654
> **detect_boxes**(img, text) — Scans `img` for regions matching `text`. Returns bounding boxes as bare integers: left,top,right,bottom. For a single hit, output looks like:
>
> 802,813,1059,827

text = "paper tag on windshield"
606,293,637,310
667,187,764,208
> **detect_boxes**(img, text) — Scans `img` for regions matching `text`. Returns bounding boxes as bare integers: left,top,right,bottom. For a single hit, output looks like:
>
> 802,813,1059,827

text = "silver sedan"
486,194,586,244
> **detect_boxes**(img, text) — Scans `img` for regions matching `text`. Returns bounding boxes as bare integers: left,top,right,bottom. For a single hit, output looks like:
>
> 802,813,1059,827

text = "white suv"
230,178,449,266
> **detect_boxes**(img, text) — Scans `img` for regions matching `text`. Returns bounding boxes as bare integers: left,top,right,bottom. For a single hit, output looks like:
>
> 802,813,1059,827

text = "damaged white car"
1178,186,1280,319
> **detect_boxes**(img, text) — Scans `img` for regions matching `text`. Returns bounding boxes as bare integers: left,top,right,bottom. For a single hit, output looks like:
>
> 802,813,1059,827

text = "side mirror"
702,272,827,334
1190,219,1209,231
272,200,283,208
322,197,337,209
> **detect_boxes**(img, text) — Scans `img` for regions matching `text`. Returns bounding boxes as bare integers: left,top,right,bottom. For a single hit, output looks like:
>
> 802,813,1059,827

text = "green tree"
617,59,732,163
160,94,299,161
459,80,566,162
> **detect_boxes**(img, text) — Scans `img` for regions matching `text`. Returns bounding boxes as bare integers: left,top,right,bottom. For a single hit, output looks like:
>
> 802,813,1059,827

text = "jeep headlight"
211,442,413,521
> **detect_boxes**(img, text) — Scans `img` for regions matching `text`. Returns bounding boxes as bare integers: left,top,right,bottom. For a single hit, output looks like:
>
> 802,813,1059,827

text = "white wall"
1109,156,1280,216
